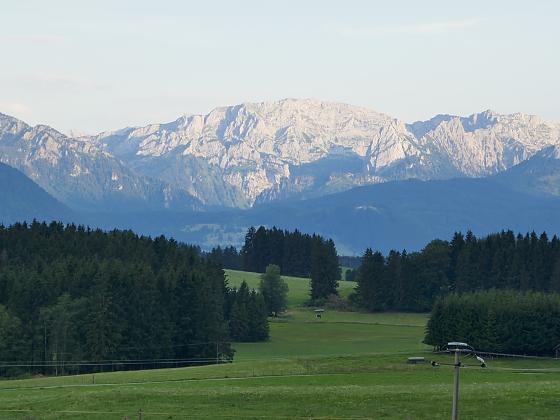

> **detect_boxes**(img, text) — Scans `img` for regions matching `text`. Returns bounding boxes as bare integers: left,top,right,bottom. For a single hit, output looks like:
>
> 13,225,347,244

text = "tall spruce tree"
248,290,269,341
354,249,385,311
310,238,340,301
229,282,250,341
550,257,560,293
259,264,289,316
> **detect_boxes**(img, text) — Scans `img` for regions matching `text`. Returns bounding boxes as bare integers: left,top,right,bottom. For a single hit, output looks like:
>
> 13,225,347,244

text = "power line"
462,365,560,373
0,357,559,394
422,342,487,420
0,356,223,364
0,340,227,354
0,348,435,365
0,359,225,368
432,349,560,360
0,370,466,392
1,347,558,370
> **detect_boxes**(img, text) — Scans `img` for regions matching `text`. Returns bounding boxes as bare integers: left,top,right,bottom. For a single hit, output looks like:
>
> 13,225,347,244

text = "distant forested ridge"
425,290,560,355
354,230,560,312
0,222,268,377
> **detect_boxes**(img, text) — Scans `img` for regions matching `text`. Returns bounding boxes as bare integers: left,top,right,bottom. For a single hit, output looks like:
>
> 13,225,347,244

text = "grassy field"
1,353,559,419
234,307,429,360
225,269,356,306
1,270,559,419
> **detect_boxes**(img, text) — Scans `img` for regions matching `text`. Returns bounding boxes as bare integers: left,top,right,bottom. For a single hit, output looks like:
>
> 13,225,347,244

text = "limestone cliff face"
93,99,560,207
0,113,200,211
2,99,559,210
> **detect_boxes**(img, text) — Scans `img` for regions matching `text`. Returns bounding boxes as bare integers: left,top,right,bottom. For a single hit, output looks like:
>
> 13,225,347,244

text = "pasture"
1,270,559,419
1,353,559,419
234,307,429,360
225,269,356,306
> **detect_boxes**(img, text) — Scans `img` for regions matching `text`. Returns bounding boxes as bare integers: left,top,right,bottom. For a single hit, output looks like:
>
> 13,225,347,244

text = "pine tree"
259,264,288,316
85,269,123,362
448,232,465,291
229,282,250,341
354,249,385,311
241,227,256,271
310,238,340,301
384,250,402,309
248,290,269,341
454,232,478,292
550,257,560,293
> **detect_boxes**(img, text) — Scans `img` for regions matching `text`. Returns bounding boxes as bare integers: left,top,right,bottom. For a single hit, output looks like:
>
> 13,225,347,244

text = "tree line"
207,246,243,270
239,226,341,301
425,290,560,355
353,230,560,312
0,222,269,377
209,227,341,302
241,227,340,279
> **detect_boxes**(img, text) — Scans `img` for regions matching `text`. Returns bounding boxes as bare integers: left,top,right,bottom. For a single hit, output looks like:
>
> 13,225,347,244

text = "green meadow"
1,270,559,419
233,307,429,361
225,269,356,306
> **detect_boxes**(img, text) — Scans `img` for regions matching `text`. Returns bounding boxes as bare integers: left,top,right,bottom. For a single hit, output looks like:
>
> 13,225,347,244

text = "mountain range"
89,147,560,255
1,99,560,253
91,99,560,208
0,113,200,212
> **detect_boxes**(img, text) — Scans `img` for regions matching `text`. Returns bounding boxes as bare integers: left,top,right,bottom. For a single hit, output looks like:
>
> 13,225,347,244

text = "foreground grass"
1,354,559,419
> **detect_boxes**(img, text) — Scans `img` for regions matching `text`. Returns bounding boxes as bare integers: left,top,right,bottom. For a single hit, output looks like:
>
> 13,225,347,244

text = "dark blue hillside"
0,162,72,224
253,177,560,253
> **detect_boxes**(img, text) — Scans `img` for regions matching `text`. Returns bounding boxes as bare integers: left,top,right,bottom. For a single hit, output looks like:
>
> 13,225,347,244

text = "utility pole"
447,342,485,420
451,346,461,420
216,342,219,365
415,342,485,420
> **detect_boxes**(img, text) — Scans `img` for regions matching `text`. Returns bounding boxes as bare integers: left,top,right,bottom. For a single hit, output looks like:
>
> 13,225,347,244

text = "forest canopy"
424,290,560,355
0,221,268,377
353,230,560,312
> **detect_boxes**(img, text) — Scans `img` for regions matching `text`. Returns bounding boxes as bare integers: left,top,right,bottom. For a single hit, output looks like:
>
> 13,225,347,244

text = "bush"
324,294,351,311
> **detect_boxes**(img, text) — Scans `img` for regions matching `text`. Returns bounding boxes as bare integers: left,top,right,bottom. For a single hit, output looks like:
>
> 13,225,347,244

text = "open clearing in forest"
225,269,356,306
1,271,560,419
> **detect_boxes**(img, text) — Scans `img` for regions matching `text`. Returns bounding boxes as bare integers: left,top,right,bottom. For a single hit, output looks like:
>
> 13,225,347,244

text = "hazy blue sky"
1,0,559,133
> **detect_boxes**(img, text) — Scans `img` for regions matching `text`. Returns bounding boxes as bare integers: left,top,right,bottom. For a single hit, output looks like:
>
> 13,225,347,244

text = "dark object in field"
407,357,426,364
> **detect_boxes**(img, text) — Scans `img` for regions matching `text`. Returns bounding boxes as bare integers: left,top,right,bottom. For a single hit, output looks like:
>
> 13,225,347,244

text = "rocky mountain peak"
0,113,200,211
2,100,560,210
85,99,560,207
